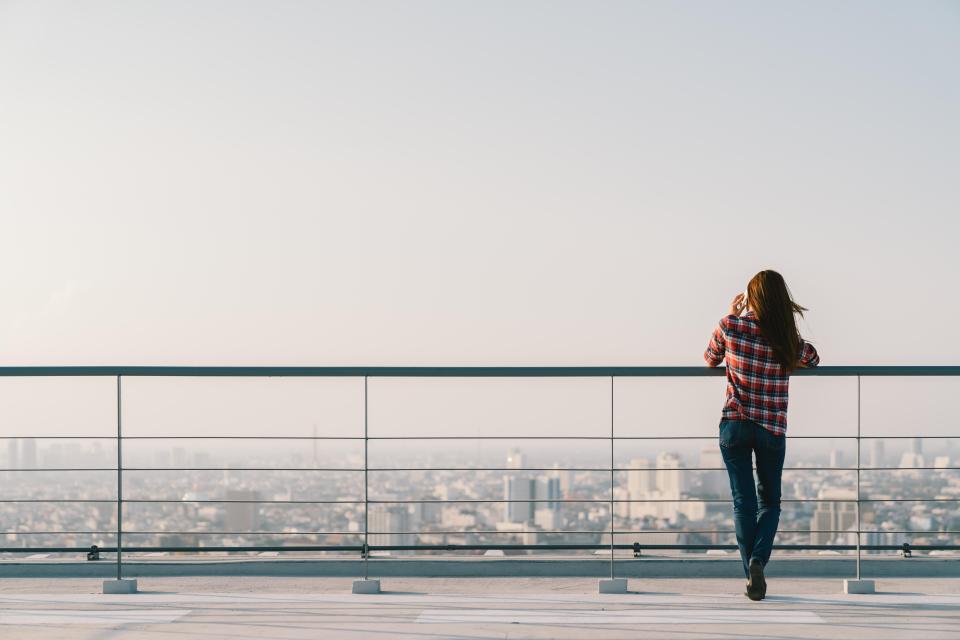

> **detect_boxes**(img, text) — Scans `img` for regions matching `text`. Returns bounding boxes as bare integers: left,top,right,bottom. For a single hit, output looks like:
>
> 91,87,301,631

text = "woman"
704,270,819,601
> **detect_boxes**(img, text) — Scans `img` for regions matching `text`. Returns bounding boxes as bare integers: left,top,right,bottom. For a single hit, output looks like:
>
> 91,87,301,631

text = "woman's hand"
729,293,746,317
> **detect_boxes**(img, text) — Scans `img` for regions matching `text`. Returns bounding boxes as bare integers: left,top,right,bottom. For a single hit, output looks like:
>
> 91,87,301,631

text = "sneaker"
746,558,766,601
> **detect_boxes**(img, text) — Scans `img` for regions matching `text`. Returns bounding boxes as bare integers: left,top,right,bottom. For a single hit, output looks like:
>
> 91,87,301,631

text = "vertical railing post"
116,374,123,581
352,375,379,592
856,375,862,580
599,376,624,592
364,375,369,580
103,375,135,592
844,374,873,593
609,376,615,579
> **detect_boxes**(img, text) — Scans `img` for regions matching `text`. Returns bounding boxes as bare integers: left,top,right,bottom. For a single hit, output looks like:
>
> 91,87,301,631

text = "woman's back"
705,310,819,435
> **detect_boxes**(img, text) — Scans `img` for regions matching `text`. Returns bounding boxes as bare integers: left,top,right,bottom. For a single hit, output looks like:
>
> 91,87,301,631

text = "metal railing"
1,365,959,586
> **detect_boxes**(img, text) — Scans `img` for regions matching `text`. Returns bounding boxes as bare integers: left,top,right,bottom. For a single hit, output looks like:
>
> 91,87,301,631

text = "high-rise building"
550,463,573,496
627,458,654,498
503,476,535,523
368,504,414,552
912,437,923,455
810,489,857,545
536,476,562,511
655,452,685,498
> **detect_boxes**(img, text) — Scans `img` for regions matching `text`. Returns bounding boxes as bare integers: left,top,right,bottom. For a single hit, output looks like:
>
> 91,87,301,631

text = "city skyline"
4,439,956,555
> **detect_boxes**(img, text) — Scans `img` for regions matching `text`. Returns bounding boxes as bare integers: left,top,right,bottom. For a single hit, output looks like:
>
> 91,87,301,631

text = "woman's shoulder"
719,313,759,331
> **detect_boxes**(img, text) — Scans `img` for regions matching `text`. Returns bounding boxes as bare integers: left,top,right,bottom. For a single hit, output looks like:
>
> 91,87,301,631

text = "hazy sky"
0,2,959,445
1,0,957,367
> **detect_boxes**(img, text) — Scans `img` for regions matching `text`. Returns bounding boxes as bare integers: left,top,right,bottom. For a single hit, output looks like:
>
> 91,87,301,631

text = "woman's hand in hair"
729,293,746,317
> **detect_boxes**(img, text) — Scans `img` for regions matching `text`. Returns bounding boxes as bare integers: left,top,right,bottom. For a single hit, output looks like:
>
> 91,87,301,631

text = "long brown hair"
746,270,808,374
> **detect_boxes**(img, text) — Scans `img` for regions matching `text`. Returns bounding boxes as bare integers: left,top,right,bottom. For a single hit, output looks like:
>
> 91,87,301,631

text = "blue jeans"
719,419,786,578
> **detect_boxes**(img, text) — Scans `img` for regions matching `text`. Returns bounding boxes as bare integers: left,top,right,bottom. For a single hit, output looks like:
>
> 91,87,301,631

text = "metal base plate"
352,579,381,594
843,579,876,594
103,579,138,594
599,578,628,594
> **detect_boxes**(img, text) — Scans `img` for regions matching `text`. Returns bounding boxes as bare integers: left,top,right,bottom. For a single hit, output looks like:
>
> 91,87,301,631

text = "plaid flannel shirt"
704,311,819,436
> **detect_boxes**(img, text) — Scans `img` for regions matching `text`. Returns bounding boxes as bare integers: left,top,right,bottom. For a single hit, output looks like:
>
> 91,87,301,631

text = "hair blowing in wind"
747,270,809,374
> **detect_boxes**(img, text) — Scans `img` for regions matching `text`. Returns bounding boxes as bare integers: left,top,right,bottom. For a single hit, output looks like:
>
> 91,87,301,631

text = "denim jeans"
719,419,786,578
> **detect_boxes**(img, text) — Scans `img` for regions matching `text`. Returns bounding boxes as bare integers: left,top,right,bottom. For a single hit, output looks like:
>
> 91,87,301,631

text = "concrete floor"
0,577,958,639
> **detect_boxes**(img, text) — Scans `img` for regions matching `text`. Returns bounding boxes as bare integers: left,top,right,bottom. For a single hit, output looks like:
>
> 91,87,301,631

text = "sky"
0,1,958,441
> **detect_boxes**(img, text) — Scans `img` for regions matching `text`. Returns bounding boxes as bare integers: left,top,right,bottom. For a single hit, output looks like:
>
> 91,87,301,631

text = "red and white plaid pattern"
704,311,819,436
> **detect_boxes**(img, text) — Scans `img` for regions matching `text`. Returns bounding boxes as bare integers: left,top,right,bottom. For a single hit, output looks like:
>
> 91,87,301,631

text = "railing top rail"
0,365,957,377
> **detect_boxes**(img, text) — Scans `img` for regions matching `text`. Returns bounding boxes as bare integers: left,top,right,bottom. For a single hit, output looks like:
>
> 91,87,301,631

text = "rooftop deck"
2,577,958,639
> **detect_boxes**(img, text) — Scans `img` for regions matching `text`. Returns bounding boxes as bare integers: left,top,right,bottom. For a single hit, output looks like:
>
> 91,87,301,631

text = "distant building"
172,447,188,468
503,476,535,523
536,476,561,511
829,449,844,469
506,449,526,470
439,505,476,528
698,448,726,495
502,474,559,524
863,528,903,554
810,489,857,545
368,504,414,553
7,439,17,469
899,451,924,469
225,490,261,532
655,452,685,496
627,458,654,498
534,508,559,530
21,438,37,469
550,463,573,496
868,440,885,467
626,452,705,523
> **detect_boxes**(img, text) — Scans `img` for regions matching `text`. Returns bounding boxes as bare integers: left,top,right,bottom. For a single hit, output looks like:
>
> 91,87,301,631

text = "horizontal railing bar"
364,544,960,551
0,499,360,504
0,468,117,472
121,468,363,472
1,365,958,377
366,544,960,551
361,530,884,535
0,499,118,503
121,531,360,536
0,546,363,553
3,465,956,473
6,529,960,536
6,497,960,504
367,466,960,472
364,435,862,440
122,436,363,440
2,544,958,554
0,436,361,440
369,436,610,440
0,436,116,440
2,435,956,441
368,498,960,503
